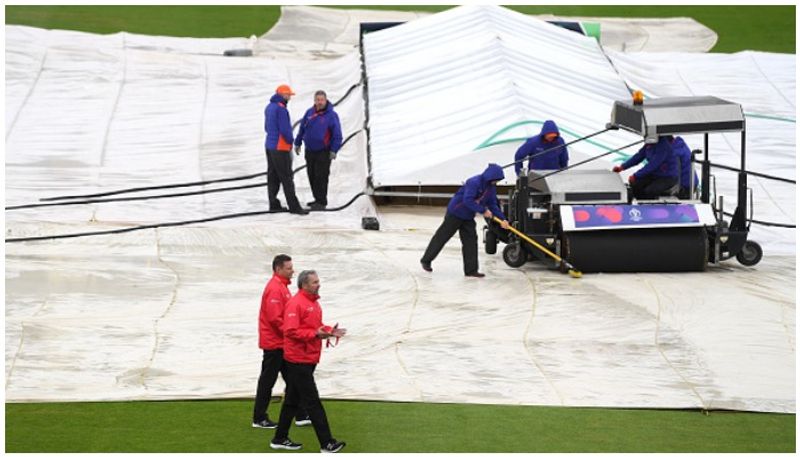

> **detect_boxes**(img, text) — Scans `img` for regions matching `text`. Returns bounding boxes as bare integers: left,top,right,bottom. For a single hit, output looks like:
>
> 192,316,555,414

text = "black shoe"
270,438,303,451
321,440,346,453
307,200,318,207
289,208,309,215
294,415,311,426
269,204,286,212
465,272,485,278
309,203,327,210
420,261,432,272
252,418,278,429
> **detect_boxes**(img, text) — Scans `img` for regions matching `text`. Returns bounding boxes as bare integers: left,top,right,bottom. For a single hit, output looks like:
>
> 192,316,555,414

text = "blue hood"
540,120,559,137
270,93,288,104
481,163,505,182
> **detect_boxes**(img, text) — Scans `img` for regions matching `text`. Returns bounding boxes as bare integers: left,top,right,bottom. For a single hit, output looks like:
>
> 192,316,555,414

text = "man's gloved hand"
500,219,510,230
612,165,623,173
628,174,636,184
483,209,493,218
330,151,337,161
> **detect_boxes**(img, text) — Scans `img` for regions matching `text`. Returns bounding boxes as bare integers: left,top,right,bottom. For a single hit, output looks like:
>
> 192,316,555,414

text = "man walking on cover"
270,270,347,453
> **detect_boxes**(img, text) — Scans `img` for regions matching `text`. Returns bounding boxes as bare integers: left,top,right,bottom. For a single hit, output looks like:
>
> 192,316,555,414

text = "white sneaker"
270,438,302,451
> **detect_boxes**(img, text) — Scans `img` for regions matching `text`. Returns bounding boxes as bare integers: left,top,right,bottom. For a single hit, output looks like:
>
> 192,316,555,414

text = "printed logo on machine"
572,204,700,229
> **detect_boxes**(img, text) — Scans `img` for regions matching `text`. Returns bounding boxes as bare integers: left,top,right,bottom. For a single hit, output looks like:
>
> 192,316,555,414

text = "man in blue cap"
420,164,510,277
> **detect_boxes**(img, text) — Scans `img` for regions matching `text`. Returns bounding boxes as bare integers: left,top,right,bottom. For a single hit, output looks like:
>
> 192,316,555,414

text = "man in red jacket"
270,270,347,453
252,254,309,429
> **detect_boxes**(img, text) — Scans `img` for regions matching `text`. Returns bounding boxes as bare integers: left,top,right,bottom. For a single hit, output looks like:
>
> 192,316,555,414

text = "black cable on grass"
25,130,362,209
6,192,367,243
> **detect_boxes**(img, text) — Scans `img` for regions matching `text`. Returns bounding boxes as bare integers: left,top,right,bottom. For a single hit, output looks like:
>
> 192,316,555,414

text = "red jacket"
283,289,329,364
259,273,292,350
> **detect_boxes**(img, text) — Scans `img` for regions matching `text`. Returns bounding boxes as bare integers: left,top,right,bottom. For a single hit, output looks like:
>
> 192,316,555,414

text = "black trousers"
631,175,678,200
274,362,333,447
252,349,306,423
305,150,332,206
420,213,479,275
266,149,302,211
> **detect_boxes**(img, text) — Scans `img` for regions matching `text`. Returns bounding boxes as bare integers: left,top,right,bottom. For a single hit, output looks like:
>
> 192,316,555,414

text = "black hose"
697,160,795,185
501,127,612,170
39,83,364,203
6,192,367,243
39,172,266,202
8,182,268,211
528,140,645,184
720,211,795,228
25,131,362,209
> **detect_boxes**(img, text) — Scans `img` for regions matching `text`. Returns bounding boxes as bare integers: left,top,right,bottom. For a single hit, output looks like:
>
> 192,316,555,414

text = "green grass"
5,399,795,452
4,6,282,38
5,5,795,53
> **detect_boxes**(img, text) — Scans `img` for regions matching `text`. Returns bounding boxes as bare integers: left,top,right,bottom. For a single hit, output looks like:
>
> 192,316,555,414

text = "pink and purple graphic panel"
569,204,702,230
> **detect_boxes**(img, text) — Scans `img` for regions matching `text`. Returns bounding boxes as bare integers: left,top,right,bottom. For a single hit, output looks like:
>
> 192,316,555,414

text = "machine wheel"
736,240,763,266
485,229,498,255
503,243,527,268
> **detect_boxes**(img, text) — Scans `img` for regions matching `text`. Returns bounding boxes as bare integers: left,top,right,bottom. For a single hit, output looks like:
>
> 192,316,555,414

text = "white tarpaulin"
362,5,639,188
4,5,795,413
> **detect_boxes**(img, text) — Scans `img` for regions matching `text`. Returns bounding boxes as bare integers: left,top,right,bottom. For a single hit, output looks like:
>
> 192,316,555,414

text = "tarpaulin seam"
6,47,49,140
99,32,128,168
140,228,181,392
376,248,424,401
521,271,566,406
199,60,210,211
747,52,795,110
5,323,27,390
648,279,708,410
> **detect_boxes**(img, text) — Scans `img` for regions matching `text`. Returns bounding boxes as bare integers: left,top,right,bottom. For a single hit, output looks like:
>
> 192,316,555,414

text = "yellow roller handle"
492,216,582,278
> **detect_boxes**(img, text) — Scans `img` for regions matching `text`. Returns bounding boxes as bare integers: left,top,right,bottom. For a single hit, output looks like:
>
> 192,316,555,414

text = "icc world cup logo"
628,208,642,222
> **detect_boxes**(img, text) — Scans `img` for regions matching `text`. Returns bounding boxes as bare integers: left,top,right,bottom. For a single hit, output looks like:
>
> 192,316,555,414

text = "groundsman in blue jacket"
265,84,307,215
669,135,700,199
294,90,343,210
612,135,679,200
514,120,569,175
421,164,510,277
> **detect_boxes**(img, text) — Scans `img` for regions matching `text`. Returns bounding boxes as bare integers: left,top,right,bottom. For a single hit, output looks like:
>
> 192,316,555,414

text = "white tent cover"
5,5,795,413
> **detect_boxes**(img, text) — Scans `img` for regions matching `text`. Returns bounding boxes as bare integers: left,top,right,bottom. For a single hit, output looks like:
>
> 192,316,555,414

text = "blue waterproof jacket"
446,164,507,221
264,93,294,151
621,136,679,179
514,120,569,175
671,136,699,189
294,102,343,153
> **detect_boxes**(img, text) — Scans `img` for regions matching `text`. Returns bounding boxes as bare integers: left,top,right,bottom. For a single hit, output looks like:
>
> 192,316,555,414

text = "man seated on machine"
612,135,679,200
668,135,700,199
